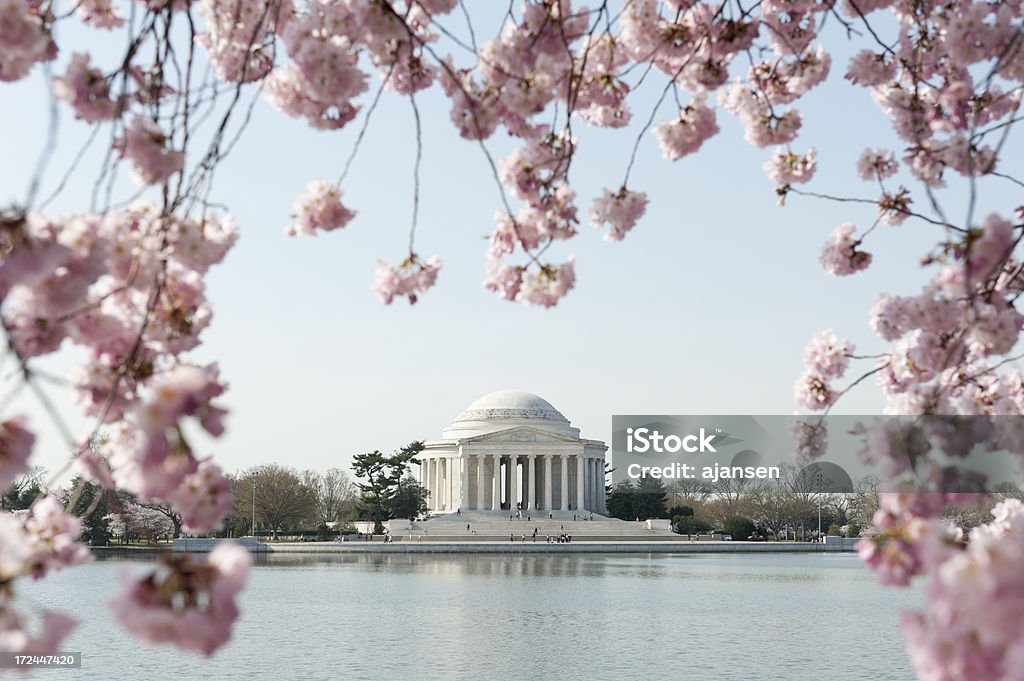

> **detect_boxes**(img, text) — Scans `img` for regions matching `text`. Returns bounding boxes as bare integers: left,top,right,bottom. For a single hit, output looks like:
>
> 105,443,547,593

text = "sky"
1,2,1019,484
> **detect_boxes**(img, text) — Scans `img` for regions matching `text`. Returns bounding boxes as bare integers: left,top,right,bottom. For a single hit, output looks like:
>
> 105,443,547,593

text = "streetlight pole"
251,473,258,538
815,470,823,541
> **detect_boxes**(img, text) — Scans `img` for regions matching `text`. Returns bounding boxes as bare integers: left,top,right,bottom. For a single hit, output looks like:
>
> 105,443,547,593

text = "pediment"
462,426,579,445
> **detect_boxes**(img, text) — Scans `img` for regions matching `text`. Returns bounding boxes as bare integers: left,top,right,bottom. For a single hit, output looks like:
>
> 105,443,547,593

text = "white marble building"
418,390,607,514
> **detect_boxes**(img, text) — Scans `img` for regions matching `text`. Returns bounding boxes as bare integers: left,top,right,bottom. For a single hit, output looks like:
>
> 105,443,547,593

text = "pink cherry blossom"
287,181,356,236
794,372,834,410
819,223,872,276
111,542,250,656
845,50,896,87
74,0,124,29
589,187,648,241
141,363,228,437
803,330,853,379
374,254,442,305
167,460,233,534
115,116,185,186
652,96,719,161
764,147,817,185
22,496,93,578
195,0,280,83
516,258,576,308
0,416,34,489
0,609,77,654
0,0,55,82
53,52,120,122
857,148,898,181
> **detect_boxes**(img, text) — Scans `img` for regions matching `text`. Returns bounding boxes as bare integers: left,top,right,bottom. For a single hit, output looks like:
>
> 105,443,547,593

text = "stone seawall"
166,538,855,555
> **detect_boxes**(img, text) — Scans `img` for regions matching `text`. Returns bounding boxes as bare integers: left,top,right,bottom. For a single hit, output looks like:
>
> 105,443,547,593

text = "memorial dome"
442,390,578,438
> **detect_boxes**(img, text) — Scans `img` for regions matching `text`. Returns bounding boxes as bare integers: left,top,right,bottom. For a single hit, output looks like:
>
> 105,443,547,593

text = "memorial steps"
384,510,685,542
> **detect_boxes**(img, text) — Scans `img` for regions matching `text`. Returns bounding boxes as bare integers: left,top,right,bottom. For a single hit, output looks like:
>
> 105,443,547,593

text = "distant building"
418,390,607,514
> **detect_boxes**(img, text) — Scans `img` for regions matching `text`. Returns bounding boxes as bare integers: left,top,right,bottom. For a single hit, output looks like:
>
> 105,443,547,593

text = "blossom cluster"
111,543,250,656
0,201,238,536
373,254,442,305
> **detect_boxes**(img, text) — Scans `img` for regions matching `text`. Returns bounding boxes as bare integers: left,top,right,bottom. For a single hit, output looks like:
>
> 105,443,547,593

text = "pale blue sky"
1,4,1017,482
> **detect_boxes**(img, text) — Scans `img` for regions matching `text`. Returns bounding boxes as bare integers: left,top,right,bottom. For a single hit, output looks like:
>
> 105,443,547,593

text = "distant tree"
67,477,119,545
605,476,668,521
1,466,45,510
993,481,1024,501
235,464,316,538
605,480,638,521
668,478,712,509
133,499,183,538
634,475,668,520
352,441,424,532
723,516,757,541
668,505,694,519
828,523,842,536
826,493,853,526
388,475,430,522
303,467,357,529
672,515,711,536
846,523,862,539
107,503,175,543
851,474,882,526
747,476,812,539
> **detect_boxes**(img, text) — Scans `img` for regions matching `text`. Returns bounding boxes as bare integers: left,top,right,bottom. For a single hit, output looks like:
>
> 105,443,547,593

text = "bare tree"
851,474,882,526
1,465,47,510
235,464,316,537
668,478,712,510
303,468,357,528
747,476,815,540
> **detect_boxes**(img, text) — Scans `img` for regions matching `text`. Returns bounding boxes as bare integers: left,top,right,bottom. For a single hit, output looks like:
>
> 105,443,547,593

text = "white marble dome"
442,390,580,439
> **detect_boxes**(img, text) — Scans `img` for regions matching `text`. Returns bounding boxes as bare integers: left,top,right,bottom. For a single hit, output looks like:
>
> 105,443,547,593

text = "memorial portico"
417,390,608,514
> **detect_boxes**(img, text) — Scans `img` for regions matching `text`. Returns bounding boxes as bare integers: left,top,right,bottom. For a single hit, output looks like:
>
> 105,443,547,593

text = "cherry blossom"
0,0,1022,668
374,254,442,305
819,223,872,276
287,181,356,236
589,188,649,241
803,330,853,380
111,542,250,656
0,416,34,489
115,117,185,186
53,53,120,122
74,0,124,30
765,147,817,185
652,97,719,161
0,609,77,655
794,372,834,411
857,149,898,181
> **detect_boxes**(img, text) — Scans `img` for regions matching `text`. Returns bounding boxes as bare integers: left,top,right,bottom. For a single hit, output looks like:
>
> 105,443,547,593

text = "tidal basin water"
19,552,919,681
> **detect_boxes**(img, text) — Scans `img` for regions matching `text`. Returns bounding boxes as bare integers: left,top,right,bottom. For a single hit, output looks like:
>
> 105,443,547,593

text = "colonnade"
420,452,606,513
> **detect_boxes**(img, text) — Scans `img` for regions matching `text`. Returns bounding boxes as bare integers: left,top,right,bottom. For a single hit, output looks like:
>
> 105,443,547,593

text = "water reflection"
27,553,917,681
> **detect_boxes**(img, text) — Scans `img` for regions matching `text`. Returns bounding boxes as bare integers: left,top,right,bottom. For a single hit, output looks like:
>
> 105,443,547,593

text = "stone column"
460,450,468,512
505,456,516,509
436,457,443,511
476,454,485,510
576,455,586,512
512,456,521,511
524,456,532,509
544,455,553,511
560,455,568,510
491,454,501,511
590,459,598,511
427,458,435,511
445,457,453,511
526,455,536,511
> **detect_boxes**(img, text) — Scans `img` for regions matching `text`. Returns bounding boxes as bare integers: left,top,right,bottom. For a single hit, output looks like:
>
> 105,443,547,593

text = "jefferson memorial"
417,390,607,514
